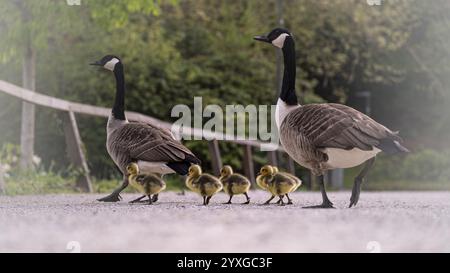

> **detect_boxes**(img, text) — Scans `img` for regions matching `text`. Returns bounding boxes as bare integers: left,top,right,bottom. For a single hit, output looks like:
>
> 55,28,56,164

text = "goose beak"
254,35,270,43
90,61,102,66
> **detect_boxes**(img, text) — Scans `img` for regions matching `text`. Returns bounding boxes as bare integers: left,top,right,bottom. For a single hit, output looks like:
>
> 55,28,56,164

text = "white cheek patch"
272,33,289,48
104,58,119,71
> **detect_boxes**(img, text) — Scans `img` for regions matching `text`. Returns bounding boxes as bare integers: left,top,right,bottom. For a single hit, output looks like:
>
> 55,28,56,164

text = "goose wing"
116,122,200,164
282,103,403,152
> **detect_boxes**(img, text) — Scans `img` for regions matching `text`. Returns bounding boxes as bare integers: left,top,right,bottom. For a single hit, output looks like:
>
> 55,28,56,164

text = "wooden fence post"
309,171,314,190
243,145,255,185
0,164,5,195
267,151,278,166
287,156,296,175
327,169,344,190
63,111,93,193
208,140,222,176
19,46,36,170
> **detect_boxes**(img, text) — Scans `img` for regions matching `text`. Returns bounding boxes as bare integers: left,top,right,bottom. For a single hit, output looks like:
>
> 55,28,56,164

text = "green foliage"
342,149,450,190
88,0,177,30
0,0,82,63
3,169,79,195
370,149,450,183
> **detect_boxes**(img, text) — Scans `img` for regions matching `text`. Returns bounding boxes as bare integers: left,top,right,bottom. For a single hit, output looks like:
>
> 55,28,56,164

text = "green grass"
2,168,449,196
3,171,81,195
343,166,450,191
3,171,186,196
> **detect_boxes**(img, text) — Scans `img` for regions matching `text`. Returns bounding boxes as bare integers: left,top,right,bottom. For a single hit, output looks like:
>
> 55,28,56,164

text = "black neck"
280,36,298,105
112,63,126,120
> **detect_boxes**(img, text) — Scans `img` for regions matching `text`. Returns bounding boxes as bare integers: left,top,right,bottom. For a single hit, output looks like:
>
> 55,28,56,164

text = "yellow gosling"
256,165,297,206
126,163,166,205
186,165,223,205
219,165,251,204
256,165,272,191
271,165,302,205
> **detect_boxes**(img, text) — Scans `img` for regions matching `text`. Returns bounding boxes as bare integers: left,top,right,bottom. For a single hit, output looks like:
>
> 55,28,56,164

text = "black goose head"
254,28,293,49
90,55,122,72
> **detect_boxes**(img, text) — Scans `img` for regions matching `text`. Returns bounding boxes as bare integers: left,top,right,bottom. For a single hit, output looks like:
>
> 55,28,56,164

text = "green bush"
369,149,450,183
4,170,79,195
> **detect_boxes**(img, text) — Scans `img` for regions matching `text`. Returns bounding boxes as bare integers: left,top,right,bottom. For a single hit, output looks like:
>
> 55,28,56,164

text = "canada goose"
256,165,297,206
254,29,409,208
126,163,166,205
186,165,223,205
271,165,302,205
91,55,201,202
219,165,251,204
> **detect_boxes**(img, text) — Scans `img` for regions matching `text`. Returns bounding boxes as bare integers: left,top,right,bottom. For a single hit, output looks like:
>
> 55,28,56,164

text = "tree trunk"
19,45,36,170
0,164,5,194
63,111,93,193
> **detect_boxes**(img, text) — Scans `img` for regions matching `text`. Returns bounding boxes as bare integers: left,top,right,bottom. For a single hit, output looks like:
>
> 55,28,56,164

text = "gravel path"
0,191,449,252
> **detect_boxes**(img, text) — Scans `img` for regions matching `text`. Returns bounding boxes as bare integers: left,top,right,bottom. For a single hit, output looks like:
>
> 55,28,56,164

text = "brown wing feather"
282,103,400,151
113,122,199,163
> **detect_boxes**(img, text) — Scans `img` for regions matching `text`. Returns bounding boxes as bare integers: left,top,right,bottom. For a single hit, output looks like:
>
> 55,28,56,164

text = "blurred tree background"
0,0,449,192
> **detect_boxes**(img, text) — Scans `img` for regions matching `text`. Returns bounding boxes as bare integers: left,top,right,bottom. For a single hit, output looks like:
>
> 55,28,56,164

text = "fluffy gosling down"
271,166,302,204
126,163,166,205
256,165,300,205
219,165,251,204
186,165,223,205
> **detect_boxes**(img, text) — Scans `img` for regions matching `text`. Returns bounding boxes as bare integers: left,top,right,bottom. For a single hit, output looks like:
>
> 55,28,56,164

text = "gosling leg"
224,195,233,204
202,196,207,205
349,157,376,208
129,195,146,204
276,196,284,204
152,194,159,203
279,195,286,206
243,193,250,204
286,193,293,205
147,195,153,205
206,196,212,205
263,195,275,205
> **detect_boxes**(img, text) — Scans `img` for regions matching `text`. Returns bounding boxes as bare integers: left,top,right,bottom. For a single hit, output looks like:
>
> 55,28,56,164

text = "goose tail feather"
377,138,410,155
167,154,201,175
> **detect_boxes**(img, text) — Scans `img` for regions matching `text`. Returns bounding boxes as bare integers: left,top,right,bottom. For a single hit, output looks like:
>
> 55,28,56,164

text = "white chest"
275,99,300,129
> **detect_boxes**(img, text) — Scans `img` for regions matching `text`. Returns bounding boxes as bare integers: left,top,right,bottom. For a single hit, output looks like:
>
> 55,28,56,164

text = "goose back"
107,118,200,174
280,103,407,173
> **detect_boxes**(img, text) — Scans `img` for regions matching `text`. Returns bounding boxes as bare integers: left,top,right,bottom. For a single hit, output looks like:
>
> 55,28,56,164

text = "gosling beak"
253,35,270,43
89,60,102,66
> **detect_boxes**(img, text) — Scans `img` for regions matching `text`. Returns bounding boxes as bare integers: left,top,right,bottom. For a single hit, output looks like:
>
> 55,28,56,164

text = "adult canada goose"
91,55,201,202
256,165,297,206
219,165,251,204
254,29,409,208
126,163,166,205
186,165,223,205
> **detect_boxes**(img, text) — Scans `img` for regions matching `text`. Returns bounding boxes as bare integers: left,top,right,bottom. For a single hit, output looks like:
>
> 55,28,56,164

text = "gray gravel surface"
0,191,449,252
